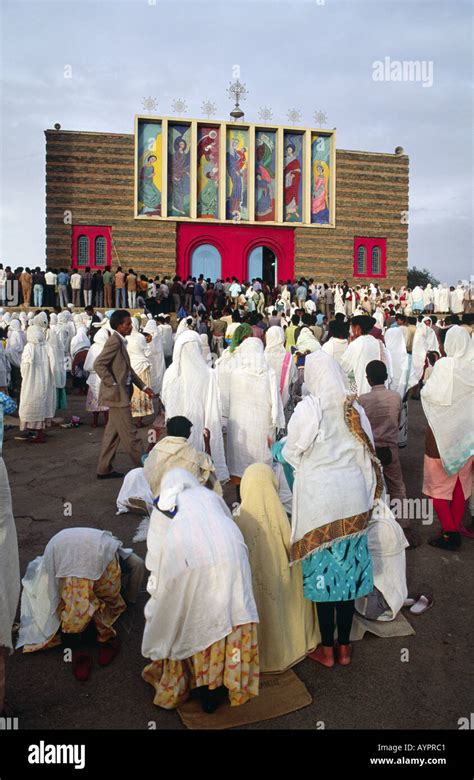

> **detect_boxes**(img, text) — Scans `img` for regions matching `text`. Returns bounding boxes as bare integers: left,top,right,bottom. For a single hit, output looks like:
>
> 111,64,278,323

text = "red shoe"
307,644,335,668
335,643,353,666
98,637,121,667
72,651,93,681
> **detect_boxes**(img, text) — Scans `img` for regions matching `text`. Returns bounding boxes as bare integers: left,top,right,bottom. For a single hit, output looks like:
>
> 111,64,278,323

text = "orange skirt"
142,622,259,709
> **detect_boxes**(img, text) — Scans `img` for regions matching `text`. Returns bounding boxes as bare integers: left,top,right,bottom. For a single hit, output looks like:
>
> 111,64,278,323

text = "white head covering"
126,330,150,375
17,529,123,649
141,468,257,661
70,326,90,358
295,327,321,354
421,326,474,475
33,312,48,330
236,336,267,375
6,320,26,368
385,327,409,398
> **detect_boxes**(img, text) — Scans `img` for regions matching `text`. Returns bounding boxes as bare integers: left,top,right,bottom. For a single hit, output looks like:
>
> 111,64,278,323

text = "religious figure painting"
137,121,162,217
168,123,191,217
311,134,331,224
254,130,276,222
226,128,249,221
283,132,303,222
197,125,220,219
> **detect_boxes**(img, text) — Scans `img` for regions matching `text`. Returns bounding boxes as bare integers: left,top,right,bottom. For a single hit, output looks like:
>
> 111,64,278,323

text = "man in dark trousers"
94,310,154,479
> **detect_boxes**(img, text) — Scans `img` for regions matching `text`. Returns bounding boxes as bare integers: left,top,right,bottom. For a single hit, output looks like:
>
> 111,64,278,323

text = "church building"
44,115,409,287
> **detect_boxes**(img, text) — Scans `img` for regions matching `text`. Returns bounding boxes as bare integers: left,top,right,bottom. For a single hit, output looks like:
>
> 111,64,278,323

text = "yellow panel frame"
134,114,336,228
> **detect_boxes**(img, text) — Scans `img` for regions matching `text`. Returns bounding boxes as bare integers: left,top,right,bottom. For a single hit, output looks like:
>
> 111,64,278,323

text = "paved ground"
3,394,473,730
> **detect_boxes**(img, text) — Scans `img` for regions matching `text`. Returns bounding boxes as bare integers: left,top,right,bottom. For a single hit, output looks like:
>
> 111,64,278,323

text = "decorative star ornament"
142,97,158,115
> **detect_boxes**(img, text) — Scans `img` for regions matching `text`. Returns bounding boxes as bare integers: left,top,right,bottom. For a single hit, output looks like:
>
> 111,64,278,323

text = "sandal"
72,651,93,681
98,637,121,667
409,594,434,615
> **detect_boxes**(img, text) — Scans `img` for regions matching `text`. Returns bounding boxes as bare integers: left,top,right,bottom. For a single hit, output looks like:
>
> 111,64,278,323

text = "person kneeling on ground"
16,528,144,681
141,468,259,713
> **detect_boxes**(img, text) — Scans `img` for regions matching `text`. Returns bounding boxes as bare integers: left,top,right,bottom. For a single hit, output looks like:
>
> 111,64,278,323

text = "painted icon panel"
255,130,276,222
283,132,303,222
197,125,220,219
311,134,331,224
226,127,249,221
137,120,162,217
168,123,191,217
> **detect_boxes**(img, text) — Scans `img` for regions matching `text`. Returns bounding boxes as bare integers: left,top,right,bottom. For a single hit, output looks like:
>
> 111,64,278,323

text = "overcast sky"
1,0,472,281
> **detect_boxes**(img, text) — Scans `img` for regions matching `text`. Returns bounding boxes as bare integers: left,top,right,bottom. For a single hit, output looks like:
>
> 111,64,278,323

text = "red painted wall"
176,223,295,281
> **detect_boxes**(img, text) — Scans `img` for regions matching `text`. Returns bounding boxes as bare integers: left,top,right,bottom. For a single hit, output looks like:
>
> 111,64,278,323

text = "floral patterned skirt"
23,557,126,652
85,385,109,412
130,369,154,418
142,622,259,709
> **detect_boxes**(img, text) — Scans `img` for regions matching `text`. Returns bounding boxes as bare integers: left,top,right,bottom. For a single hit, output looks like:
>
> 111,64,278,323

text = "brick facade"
45,129,408,287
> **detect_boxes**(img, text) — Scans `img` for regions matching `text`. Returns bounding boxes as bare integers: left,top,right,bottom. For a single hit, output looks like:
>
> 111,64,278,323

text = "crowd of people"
0,271,473,719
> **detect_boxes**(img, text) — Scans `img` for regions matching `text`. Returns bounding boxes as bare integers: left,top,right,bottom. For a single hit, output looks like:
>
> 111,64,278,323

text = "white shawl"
5,320,26,368
143,320,166,393
227,338,285,478
283,350,377,560
17,528,123,649
385,327,410,398
265,326,296,408
161,331,229,482
0,457,20,652
340,334,388,395
141,469,258,661
408,319,439,389
421,326,474,475
19,327,56,426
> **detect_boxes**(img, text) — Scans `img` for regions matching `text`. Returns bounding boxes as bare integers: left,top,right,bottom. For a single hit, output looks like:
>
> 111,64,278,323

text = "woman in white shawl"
84,327,110,427
5,319,26,397
264,325,296,411
282,350,383,667
47,328,68,410
0,456,20,713
421,326,474,550
227,337,284,489
385,326,410,447
215,323,252,427
161,331,229,483
127,324,154,423
143,319,166,394
18,325,56,443
16,528,131,681
322,318,349,365
70,323,90,360
407,316,439,391
355,500,408,621
141,468,259,712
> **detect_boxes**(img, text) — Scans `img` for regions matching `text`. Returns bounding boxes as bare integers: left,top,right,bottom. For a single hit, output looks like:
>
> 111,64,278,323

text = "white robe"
19,327,56,427
227,338,284,478
340,334,388,396
0,457,20,652
161,331,229,482
141,470,257,661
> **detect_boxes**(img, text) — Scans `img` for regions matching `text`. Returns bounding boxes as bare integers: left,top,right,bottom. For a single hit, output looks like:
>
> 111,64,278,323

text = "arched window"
77,235,89,266
95,236,106,266
357,245,367,275
371,246,381,275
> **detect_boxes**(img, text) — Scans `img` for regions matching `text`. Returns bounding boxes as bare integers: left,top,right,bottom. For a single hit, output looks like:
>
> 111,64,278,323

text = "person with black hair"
94,310,154,479
322,318,349,364
340,315,389,395
284,313,300,351
358,361,419,548
143,415,221,497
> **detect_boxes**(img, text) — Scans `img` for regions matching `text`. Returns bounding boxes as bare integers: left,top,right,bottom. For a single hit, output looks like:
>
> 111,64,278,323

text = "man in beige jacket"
94,310,154,478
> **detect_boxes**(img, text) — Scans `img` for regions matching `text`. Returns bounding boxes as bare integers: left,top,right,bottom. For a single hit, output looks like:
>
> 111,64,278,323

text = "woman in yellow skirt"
141,468,260,713
17,528,143,681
